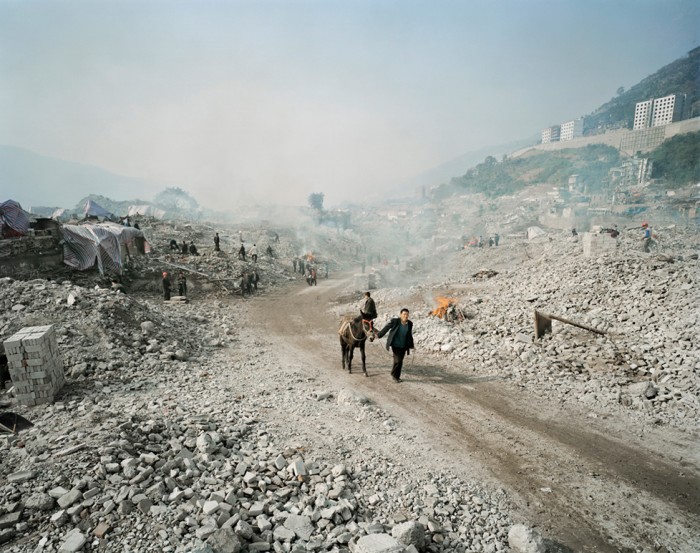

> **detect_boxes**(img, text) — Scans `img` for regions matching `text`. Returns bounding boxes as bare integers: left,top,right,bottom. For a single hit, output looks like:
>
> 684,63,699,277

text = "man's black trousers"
391,347,408,379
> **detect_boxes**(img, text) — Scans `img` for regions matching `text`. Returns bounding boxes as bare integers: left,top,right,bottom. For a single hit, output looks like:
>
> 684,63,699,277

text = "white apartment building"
541,125,561,144
651,94,685,127
633,100,653,130
560,118,583,141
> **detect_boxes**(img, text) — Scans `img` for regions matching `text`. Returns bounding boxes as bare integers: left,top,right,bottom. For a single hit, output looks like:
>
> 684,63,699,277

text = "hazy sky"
1,0,698,208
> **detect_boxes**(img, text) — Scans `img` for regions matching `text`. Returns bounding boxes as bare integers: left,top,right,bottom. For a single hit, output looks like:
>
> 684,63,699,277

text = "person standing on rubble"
238,243,246,261
214,233,220,252
494,233,500,246
252,269,260,291
181,241,188,254
642,222,652,252
162,272,171,301
250,243,258,262
177,272,187,297
376,308,415,383
240,271,249,296
293,258,298,272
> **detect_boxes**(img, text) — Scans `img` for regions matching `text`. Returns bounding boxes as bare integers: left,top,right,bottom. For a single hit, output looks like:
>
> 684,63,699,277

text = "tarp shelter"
83,199,114,219
527,226,547,240
61,222,146,275
127,204,166,219
51,208,69,220
0,200,30,237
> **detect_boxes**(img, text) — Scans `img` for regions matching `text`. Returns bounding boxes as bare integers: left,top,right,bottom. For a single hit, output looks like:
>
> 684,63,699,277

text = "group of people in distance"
169,239,199,256
161,271,187,300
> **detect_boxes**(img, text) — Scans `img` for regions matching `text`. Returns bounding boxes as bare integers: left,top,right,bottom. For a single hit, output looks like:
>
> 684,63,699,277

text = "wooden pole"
534,310,606,339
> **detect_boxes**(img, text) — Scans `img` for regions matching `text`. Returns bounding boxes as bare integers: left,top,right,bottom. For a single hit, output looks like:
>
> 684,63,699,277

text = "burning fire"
430,296,456,318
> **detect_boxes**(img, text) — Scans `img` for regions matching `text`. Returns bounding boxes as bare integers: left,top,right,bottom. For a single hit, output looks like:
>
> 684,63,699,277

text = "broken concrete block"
353,533,405,553
508,524,546,553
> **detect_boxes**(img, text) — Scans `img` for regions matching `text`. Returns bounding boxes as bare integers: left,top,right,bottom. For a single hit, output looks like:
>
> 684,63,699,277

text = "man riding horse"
360,291,377,331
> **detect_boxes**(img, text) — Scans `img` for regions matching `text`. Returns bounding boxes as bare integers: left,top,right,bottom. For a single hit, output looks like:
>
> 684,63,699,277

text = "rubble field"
1,217,698,553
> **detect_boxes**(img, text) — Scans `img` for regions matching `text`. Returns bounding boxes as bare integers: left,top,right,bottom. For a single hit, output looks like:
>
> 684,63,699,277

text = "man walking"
250,243,258,262
376,308,414,383
214,233,220,252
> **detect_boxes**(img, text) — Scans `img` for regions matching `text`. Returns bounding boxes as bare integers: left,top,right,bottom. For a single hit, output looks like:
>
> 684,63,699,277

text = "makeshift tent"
527,226,547,240
127,204,166,219
61,223,146,275
83,199,114,219
51,208,69,220
0,200,30,237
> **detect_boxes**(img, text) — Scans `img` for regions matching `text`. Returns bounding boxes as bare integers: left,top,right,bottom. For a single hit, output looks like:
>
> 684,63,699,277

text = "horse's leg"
347,345,354,374
340,338,346,371
360,341,367,376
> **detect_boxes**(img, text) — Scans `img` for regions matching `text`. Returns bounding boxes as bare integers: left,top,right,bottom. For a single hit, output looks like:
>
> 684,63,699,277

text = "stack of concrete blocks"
582,232,618,258
3,325,65,406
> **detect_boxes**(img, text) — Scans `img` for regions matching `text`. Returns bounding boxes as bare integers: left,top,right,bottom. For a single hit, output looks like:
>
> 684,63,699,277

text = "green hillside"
433,145,621,199
584,46,699,134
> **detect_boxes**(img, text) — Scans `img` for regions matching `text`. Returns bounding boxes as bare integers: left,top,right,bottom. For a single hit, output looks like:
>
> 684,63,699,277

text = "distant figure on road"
238,244,246,261
376,308,415,383
494,233,500,246
293,258,297,272
214,233,220,252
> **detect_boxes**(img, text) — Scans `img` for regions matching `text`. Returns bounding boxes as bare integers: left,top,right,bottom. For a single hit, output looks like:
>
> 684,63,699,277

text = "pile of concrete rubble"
1,277,544,552
363,227,699,430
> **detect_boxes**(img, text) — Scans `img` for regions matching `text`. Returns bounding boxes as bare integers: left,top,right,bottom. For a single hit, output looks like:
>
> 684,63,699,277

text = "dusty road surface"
250,274,700,552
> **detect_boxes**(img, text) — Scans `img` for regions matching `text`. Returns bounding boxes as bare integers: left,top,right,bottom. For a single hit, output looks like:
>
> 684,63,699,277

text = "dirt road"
252,275,700,552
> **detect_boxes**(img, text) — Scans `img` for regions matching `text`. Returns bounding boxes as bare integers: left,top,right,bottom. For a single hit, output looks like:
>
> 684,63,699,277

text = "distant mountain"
0,145,160,211
585,46,700,134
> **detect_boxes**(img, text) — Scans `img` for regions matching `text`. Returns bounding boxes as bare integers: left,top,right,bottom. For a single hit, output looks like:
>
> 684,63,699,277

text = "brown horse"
338,316,375,376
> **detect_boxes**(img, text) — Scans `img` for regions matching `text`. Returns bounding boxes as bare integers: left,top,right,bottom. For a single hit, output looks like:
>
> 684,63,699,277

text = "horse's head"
362,319,375,342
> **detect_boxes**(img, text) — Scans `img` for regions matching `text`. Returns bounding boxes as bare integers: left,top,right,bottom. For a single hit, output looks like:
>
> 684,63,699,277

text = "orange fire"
430,296,455,318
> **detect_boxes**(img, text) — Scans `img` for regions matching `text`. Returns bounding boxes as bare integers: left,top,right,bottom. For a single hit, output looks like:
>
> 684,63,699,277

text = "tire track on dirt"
251,276,700,552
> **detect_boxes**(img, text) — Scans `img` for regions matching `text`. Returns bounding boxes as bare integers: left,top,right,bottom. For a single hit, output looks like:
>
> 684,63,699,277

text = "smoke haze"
0,0,697,209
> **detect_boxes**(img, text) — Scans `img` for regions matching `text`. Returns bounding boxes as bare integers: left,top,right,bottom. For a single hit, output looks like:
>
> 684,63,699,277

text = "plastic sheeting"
61,222,145,275
127,204,165,219
83,199,114,218
0,199,30,236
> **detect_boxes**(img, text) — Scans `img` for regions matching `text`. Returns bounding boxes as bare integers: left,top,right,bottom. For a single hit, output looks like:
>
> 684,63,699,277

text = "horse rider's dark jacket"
361,298,377,320
377,318,414,354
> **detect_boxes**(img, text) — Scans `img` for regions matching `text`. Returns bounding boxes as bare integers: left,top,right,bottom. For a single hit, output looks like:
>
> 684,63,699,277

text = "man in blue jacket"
376,308,415,383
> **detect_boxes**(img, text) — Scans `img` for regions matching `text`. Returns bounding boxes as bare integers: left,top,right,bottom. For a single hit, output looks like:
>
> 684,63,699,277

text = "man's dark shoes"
392,377,402,383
